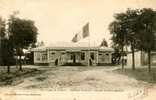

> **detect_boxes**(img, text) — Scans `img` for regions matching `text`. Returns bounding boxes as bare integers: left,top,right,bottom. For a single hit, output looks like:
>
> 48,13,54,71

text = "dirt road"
10,66,148,91
0,66,155,100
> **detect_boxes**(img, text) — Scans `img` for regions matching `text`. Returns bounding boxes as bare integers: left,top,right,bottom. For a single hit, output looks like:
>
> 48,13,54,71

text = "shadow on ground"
114,67,156,84
0,67,46,86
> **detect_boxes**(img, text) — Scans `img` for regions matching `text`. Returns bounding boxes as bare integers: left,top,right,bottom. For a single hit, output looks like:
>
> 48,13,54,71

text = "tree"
109,8,144,70
0,15,18,74
124,9,140,70
0,17,6,38
136,8,156,72
0,17,6,65
36,41,45,47
0,17,14,73
8,13,38,71
1,38,15,73
109,13,129,70
100,38,108,47
0,17,15,73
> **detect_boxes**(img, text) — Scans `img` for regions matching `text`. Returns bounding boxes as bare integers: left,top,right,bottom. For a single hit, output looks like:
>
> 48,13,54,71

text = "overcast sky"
0,0,156,46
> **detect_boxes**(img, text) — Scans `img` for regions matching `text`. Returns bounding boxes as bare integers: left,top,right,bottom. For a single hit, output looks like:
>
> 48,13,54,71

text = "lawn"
114,67,156,84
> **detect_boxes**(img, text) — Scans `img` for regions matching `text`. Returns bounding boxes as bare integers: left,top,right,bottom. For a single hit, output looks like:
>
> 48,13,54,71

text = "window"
152,54,156,63
42,52,47,61
36,53,40,61
90,52,94,60
102,55,105,62
81,52,85,60
99,53,102,55
50,52,55,60
51,52,55,55
70,55,73,60
106,53,109,56
61,52,65,55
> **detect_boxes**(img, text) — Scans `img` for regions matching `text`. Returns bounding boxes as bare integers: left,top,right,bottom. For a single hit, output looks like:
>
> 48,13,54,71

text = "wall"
127,51,142,67
98,51,112,64
48,49,67,66
127,51,156,66
151,52,156,65
34,51,48,64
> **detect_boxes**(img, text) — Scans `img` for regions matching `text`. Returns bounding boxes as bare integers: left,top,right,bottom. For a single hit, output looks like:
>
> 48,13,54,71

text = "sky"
0,0,156,46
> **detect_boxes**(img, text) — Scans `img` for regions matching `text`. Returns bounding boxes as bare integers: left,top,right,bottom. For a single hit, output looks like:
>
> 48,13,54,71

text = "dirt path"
9,66,148,91
0,66,155,100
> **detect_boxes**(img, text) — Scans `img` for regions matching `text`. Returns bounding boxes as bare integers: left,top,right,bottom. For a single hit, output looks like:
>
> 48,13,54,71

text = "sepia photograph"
0,0,156,100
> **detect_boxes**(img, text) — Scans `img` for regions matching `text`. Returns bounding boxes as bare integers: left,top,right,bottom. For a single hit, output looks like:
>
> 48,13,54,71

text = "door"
73,54,76,63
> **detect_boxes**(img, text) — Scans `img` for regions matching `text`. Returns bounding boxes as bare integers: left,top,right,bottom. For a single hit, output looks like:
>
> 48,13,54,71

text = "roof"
31,46,47,51
32,42,114,52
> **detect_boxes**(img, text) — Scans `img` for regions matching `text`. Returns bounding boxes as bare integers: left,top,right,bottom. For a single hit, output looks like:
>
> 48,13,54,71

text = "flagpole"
88,36,90,67
88,23,90,67
72,22,89,66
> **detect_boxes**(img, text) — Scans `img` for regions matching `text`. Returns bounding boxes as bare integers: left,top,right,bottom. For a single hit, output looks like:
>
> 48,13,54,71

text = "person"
89,58,92,66
55,59,58,66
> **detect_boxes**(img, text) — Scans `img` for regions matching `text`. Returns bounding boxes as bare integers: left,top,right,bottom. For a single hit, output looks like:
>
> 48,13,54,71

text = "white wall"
34,51,48,63
151,52,156,65
127,51,142,67
98,51,112,64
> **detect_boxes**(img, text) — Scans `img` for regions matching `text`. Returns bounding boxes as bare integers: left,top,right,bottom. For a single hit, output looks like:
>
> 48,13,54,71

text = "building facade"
32,42,114,66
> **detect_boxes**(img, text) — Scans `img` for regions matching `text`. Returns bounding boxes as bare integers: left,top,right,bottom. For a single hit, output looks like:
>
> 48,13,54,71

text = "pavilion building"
32,42,114,66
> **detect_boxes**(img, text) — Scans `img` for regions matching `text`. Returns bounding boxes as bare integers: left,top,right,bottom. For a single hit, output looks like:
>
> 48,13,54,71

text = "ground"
17,66,146,91
0,65,156,100
0,65,150,91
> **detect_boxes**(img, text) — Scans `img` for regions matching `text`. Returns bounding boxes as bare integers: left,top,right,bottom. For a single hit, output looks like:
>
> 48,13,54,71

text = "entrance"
73,54,76,63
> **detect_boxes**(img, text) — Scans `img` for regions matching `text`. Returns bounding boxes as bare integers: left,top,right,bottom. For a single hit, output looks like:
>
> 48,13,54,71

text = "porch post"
96,51,99,65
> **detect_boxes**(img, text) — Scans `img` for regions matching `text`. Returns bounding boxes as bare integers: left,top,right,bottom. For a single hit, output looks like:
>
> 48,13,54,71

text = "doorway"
73,54,76,63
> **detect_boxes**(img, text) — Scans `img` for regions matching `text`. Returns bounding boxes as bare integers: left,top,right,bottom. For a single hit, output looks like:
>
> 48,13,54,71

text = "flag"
82,23,89,38
71,33,81,42
71,22,89,42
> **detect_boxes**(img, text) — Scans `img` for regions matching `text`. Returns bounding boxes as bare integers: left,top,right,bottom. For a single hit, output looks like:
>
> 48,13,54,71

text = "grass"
0,66,45,86
114,67,156,84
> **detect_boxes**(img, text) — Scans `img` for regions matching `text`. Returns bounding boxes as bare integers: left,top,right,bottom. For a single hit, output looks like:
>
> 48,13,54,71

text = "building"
32,42,114,66
127,51,156,66
127,32,156,66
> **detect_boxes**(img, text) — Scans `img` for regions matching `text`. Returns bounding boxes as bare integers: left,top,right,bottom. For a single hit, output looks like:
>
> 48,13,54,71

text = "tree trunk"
131,45,135,70
148,50,151,72
16,58,18,68
121,46,124,70
7,66,10,74
19,55,23,71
